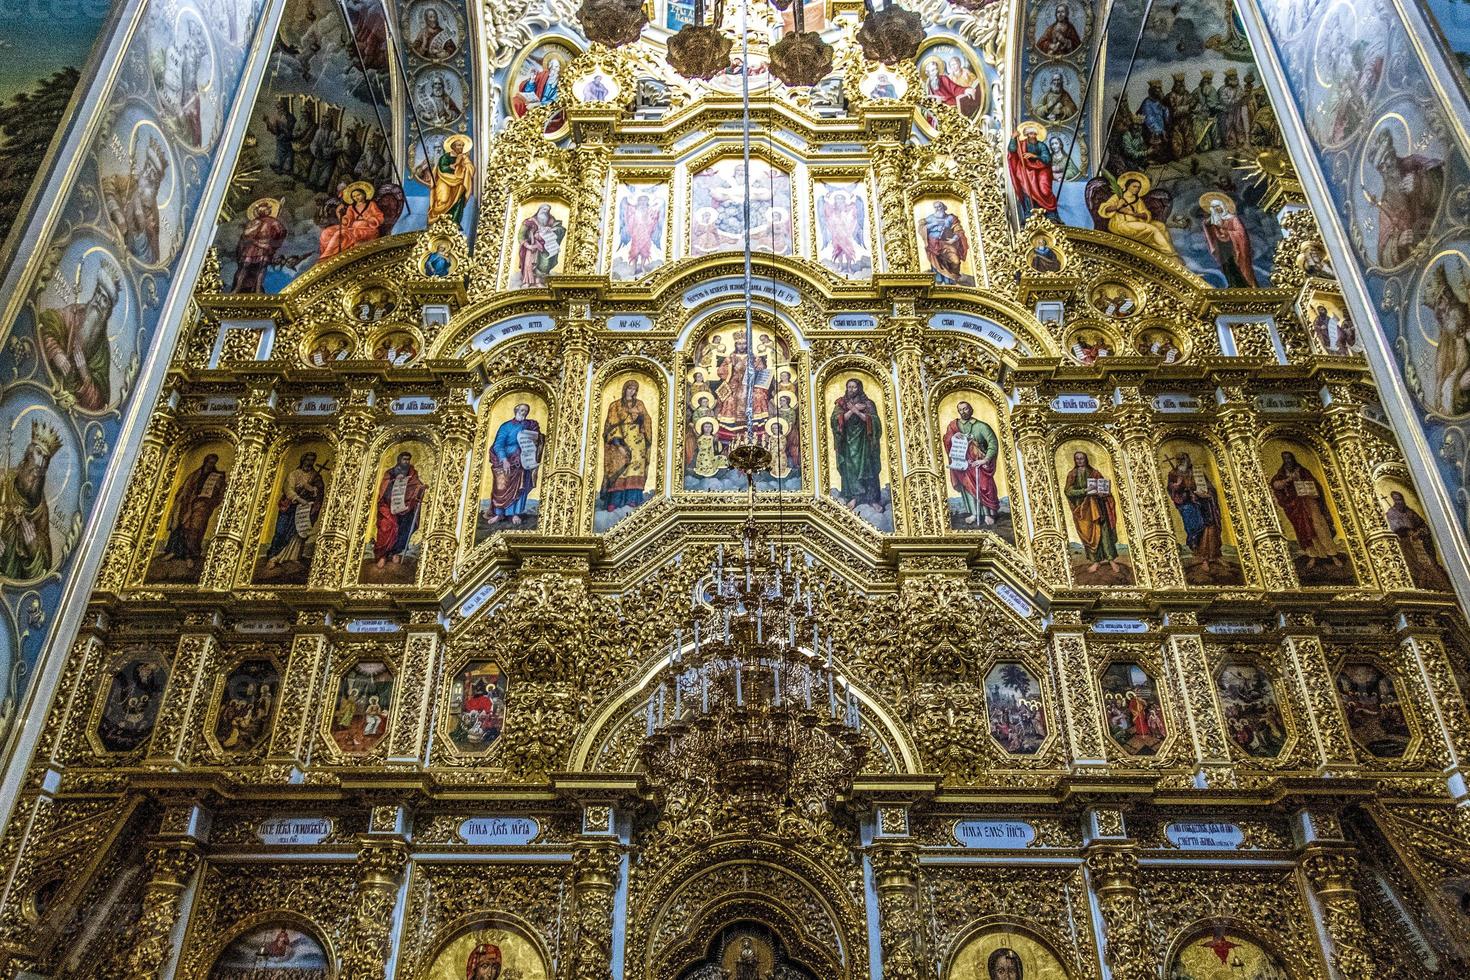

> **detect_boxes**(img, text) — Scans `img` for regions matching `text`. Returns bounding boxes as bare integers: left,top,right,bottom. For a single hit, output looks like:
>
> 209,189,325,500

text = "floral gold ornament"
575,0,648,49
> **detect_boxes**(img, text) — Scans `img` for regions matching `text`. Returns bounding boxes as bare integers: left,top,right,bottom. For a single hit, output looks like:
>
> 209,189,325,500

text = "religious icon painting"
406,0,461,61
411,131,476,229
33,237,137,415
824,370,893,531
1260,439,1355,586
350,284,398,323
1100,662,1166,756
95,652,170,753
144,0,224,151
414,66,467,128
704,54,773,95
446,660,509,754
1158,439,1245,586
610,181,669,280
858,67,906,100
508,39,578,139
305,329,355,366
99,107,183,267
328,660,394,756
1033,0,1089,56
1055,441,1135,586
508,199,571,289
371,329,421,367
1376,477,1453,591
684,324,800,493
143,440,234,584
1413,244,1470,418
424,236,456,277
915,40,986,133
474,392,549,542
253,440,334,585
690,157,794,258
1134,326,1183,362
914,197,978,287
1306,0,1388,148
208,922,331,979
0,394,81,585
1216,663,1289,758
813,179,874,278
595,371,661,533
572,72,620,102
210,659,281,759
1066,326,1115,365
1170,929,1291,980
1353,103,1446,273
1029,62,1082,125
360,439,434,586
948,927,1069,980
1023,228,1064,273
1301,291,1360,357
1089,280,1140,319
984,662,1048,754
1336,661,1413,758
936,390,1012,541
422,925,549,980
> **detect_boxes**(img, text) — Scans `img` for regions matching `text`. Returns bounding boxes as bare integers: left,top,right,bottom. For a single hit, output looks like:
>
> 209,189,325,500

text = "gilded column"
308,401,378,590
122,803,207,980
31,611,108,766
199,390,277,590
1084,844,1147,980
1397,613,1470,779
340,836,409,980
1300,846,1373,980
1050,619,1108,765
872,141,916,272
145,612,221,768
1114,392,1185,589
567,139,611,276
1218,390,1297,591
1281,617,1357,770
540,311,595,536
419,395,476,581
889,311,944,536
1012,399,1070,585
95,412,179,593
871,845,931,980
265,611,332,773
569,844,621,980
1164,615,1231,768
387,611,444,764
1321,386,1413,591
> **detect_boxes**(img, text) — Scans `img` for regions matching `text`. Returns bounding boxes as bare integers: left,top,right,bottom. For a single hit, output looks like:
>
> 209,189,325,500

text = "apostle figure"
922,202,975,286
921,57,981,118
1269,451,1344,573
1311,304,1357,355
232,199,287,292
1165,453,1223,574
734,938,761,980
1028,232,1062,272
372,451,427,569
1384,490,1451,590
1097,172,1176,256
465,941,502,980
1035,70,1079,122
1036,2,1081,55
600,380,652,512
1368,127,1445,267
319,182,384,260
39,270,119,412
1200,191,1256,288
1008,123,1058,218
416,134,475,225
944,401,999,526
618,192,665,276
410,7,456,58
1063,450,1122,576
516,204,566,287
987,947,1024,980
512,55,564,116
488,403,543,526
161,452,228,565
103,134,169,264
264,451,327,572
0,421,60,581
830,378,883,510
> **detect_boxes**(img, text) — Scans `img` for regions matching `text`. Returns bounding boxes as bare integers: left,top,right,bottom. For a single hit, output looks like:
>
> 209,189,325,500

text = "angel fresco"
1089,171,1177,256
613,186,667,279
815,182,871,277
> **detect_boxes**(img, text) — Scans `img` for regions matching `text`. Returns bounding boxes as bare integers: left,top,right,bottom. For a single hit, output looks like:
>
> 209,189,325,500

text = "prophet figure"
466,941,502,980
943,401,999,526
417,73,461,126
372,451,427,568
0,421,61,581
817,188,867,275
988,947,1024,980
102,134,169,263
1096,171,1176,256
232,199,287,293
416,134,475,225
319,182,385,260
618,192,666,276
1166,453,1223,573
516,204,566,287
921,202,975,286
1427,258,1470,415
161,453,228,564
1036,2,1082,55
1007,123,1058,218
1200,192,1256,288
1034,69,1079,122
159,18,207,145
264,451,326,571
1368,127,1445,267
1384,490,1451,590
488,403,543,526
1311,304,1357,355
921,57,981,117
830,378,883,510
410,7,456,58
39,270,119,412
1269,451,1344,572
600,380,652,512
1063,450,1122,575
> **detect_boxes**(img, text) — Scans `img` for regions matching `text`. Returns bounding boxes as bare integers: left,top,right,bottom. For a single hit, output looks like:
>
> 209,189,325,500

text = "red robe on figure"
1007,135,1058,214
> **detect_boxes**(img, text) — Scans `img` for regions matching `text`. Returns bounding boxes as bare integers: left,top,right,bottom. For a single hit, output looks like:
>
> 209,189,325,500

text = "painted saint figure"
409,7,456,58
1165,452,1223,573
1097,172,1176,256
319,182,385,260
1034,69,1079,122
1035,2,1082,55
0,421,60,581
161,453,228,564
39,271,119,412
372,451,427,569
466,942,503,980
1426,257,1470,415
830,379,883,510
1311,303,1357,355
1200,192,1256,288
512,55,564,116
231,199,287,292
1269,451,1345,573
415,134,475,225
943,401,999,526
264,451,327,573
987,947,1024,980
102,134,169,263
1384,490,1451,590
1368,127,1444,268
921,202,975,286
1063,450,1122,575
516,205,566,287
488,404,543,526
1007,123,1058,218
600,380,653,512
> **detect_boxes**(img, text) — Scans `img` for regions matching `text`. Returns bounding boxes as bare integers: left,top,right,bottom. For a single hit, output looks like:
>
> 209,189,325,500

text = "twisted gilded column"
308,402,377,590
1114,393,1185,589
419,396,476,580
872,141,916,272
1320,388,1413,592
889,313,943,536
199,391,277,590
871,845,931,980
1084,844,1147,980
95,412,179,593
1218,391,1297,591
567,139,611,276
1300,846,1373,980
340,837,409,980
1012,400,1070,585
569,844,621,980
540,312,595,535
122,839,201,979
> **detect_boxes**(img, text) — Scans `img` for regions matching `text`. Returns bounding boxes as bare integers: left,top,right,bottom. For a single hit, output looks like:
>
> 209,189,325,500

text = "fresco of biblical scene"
360,439,433,585
371,329,420,366
916,40,986,132
209,922,330,979
691,157,794,257
813,180,873,278
914,197,977,286
1261,440,1354,586
1216,663,1288,758
1378,477,1452,591
99,110,182,268
143,442,233,583
474,392,548,541
34,239,138,415
596,373,660,533
253,442,333,585
96,655,170,753
1354,106,1445,273
1134,326,1182,361
610,182,669,280
421,927,548,980
1159,439,1245,586
1336,661,1412,758
984,662,1048,754
1170,930,1291,980
1056,441,1134,586
704,55,772,95
1100,661,1165,756
1301,292,1359,357
508,39,574,139
1067,326,1114,365
211,659,280,758
509,200,570,289
948,927,1068,980
825,371,892,531
684,325,801,493
937,391,1012,541
446,660,508,754
0,397,82,585
328,660,393,755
